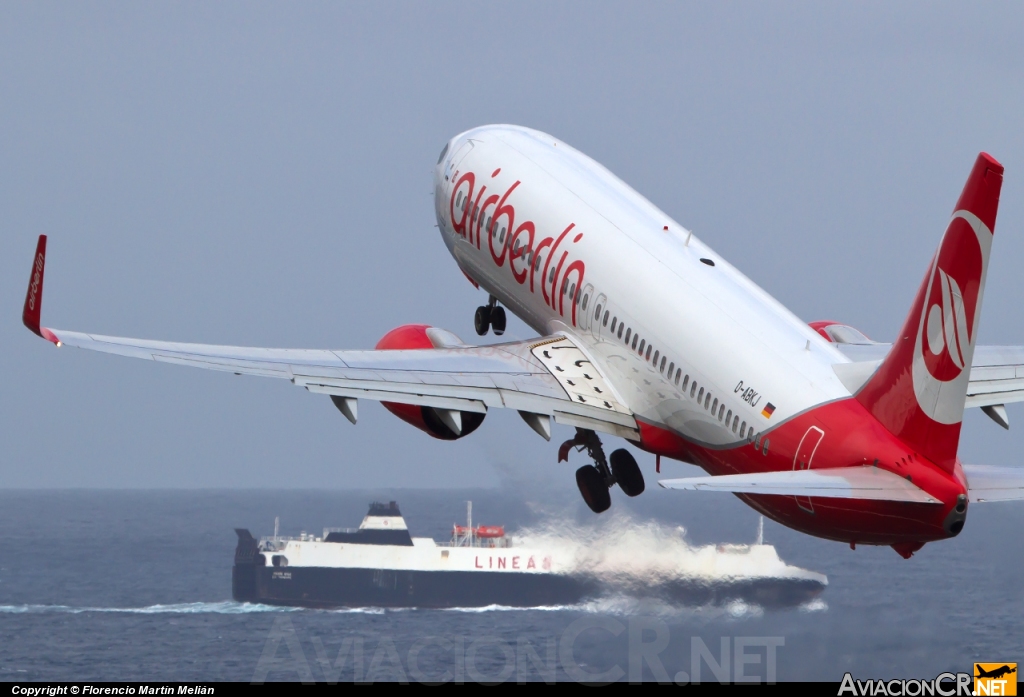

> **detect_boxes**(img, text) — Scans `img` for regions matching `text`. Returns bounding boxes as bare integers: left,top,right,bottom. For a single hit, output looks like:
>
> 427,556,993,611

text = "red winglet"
22,235,59,345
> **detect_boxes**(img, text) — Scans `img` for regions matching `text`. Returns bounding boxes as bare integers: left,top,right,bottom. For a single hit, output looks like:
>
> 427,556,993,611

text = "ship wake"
0,601,302,615
511,512,827,611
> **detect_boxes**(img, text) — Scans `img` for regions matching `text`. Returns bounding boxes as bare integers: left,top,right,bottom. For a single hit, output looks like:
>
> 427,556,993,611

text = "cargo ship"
232,502,827,609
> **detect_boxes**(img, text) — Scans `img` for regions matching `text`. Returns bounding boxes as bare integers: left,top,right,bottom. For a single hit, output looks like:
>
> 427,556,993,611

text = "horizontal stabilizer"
659,467,942,504
963,464,1024,502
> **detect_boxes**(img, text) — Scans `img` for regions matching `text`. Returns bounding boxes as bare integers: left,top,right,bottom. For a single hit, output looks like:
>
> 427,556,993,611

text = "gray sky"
3,2,1024,488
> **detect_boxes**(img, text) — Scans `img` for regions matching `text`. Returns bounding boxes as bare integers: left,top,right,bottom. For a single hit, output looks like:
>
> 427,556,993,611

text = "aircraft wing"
962,464,1024,502
658,466,943,503
21,237,637,440
836,343,1024,422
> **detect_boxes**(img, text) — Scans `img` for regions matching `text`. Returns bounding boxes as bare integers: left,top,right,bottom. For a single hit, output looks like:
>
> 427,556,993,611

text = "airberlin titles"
450,167,587,327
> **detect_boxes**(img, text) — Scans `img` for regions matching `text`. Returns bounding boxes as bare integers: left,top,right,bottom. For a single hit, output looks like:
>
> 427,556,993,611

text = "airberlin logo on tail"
911,211,991,424
925,268,971,373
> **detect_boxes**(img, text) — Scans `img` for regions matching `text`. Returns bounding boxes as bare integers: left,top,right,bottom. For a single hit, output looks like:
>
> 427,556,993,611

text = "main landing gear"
558,428,645,513
474,295,506,336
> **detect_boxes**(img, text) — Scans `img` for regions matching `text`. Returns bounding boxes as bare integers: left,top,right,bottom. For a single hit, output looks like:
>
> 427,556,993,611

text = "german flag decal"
761,403,776,419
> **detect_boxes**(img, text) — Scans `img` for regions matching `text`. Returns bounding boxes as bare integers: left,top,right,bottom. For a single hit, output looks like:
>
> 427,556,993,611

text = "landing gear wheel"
491,306,506,336
474,306,490,336
610,449,645,497
576,465,611,513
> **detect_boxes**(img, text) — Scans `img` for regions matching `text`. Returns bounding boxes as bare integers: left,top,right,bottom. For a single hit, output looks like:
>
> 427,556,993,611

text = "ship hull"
232,563,825,610
232,563,593,609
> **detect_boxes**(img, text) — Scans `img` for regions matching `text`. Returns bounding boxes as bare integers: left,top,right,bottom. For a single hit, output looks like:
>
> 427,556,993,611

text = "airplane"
22,124,1024,559
975,665,1016,680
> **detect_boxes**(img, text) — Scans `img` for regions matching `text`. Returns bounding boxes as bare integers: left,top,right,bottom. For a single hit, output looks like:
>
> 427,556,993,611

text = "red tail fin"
22,234,59,345
856,154,1003,473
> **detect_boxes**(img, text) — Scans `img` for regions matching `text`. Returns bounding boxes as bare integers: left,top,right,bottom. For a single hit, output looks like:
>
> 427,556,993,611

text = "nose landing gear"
559,428,645,513
474,295,506,336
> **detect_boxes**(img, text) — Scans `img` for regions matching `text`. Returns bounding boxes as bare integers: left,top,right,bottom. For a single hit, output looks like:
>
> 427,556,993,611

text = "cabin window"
660,356,667,372
739,423,746,438
705,393,711,409
697,387,704,402
719,404,725,420
499,228,506,244
748,429,755,444
582,294,588,310
712,398,718,413
690,382,697,398
682,374,689,390
667,362,674,378
630,332,636,348
618,324,624,339
595,304,602,319
726,409,732,425
603,311,609,327
733,415,739,433
456,191,463,206
653,350,659,365
548,268,556,283
638,339,645,354
486,215,492,232
762,439,770,456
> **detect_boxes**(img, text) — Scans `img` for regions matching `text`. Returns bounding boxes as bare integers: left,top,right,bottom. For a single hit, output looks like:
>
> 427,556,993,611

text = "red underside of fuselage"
633,398,968,547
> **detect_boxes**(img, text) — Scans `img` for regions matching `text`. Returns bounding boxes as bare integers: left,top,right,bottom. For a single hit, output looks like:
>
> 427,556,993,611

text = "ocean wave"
441,603,579,613
0,601,300,615
799,598,829,613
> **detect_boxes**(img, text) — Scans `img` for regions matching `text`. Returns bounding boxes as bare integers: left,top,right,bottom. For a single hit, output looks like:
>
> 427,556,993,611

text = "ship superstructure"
233,502,581,608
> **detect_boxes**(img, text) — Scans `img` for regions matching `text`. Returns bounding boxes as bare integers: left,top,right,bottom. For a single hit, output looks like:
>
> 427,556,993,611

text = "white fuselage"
432,125,852,447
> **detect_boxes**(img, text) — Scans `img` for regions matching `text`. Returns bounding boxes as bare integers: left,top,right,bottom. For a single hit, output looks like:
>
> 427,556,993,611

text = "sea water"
0,488,1019,682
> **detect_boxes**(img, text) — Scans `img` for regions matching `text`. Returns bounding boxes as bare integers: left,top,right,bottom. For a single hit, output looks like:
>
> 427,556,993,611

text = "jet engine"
808,320,876,345
370,324,485,440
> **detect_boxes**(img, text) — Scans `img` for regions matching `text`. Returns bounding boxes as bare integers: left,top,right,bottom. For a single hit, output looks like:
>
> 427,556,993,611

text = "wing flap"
658,466,942,503
834,344,1024,411
963,464,1024,502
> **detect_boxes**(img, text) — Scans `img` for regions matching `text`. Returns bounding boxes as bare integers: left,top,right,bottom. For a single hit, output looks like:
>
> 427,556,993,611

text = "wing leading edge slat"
46,328,639,439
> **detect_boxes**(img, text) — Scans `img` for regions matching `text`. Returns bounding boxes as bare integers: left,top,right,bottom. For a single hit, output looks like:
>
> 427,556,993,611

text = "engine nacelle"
808,320,876,345
373,324,485,440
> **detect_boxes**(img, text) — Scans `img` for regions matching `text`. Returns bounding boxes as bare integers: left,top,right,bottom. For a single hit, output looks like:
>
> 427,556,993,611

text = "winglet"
22,235,60,345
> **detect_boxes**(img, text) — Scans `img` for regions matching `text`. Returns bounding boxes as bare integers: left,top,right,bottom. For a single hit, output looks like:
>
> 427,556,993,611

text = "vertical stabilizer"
856,154,1003,473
